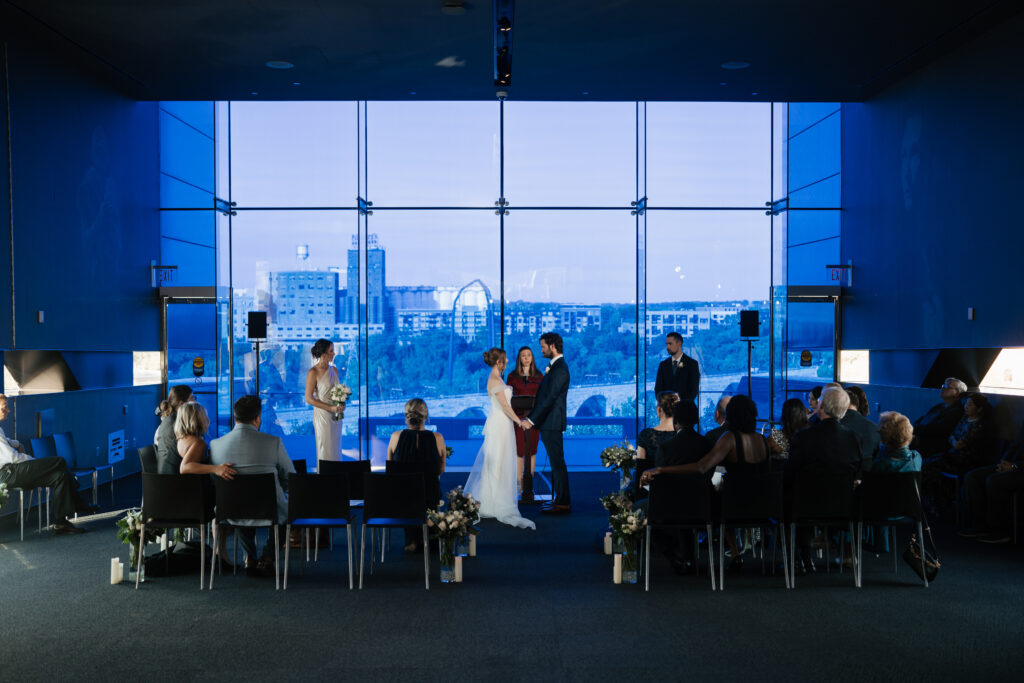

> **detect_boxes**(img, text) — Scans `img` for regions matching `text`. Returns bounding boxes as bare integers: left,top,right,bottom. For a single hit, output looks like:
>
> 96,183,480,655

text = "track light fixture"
493,0,515,87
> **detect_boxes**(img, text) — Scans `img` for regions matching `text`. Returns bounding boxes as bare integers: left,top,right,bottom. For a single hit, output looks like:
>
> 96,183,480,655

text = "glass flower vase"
621,536,639,584
455,533,470,557
439,536,456,583
619,469,633,492
128,544,145,583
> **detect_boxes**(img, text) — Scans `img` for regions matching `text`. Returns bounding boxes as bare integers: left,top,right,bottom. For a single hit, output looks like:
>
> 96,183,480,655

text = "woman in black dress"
387,398,447,553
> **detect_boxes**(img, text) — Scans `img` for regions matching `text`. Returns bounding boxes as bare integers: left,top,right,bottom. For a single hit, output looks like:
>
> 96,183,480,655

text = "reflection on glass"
839,350,869,384
980,349,1024,396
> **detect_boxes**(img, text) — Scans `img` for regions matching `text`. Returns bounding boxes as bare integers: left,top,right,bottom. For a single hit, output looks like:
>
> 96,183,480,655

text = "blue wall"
0,33,163,497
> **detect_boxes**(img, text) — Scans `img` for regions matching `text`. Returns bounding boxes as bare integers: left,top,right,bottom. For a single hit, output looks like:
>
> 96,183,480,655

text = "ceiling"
2,0,1020,102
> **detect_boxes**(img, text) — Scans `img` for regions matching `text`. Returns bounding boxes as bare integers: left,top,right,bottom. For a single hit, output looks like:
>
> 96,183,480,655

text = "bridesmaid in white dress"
304,338,344,462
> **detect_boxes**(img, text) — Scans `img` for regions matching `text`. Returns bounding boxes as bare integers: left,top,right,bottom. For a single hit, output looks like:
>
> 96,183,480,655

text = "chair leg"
347,525,354,590
358,524,366,589
779,524,790,589
199,525,206,590
849,523,858,587
422,524,429,590
284,523,292,590
315,528,320,562
917,521,928,588
824,526,830,575
892,526,898,575
135,523,145,590
789,523,796,589
644,526,652,592
209,525,218,589
19,490,24,541
707,525,716,591
274,525,280,590
718,523,725,591
233,529,239,574
92,471,98,506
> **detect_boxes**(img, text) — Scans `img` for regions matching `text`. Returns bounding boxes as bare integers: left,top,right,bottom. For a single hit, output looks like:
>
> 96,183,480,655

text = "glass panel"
789,174,840,209
646,103,770,207
786,301,835,396
166,303,220,434
160,210,215,248
505,210,638,468
366,101,498,207
230,210,360,463
159,110,214,194
504,102,635,207
229,102,358,208
160,101,215,138
788,103,839,137
646,211,770,431
161,238,214,287
787,238,840,286
788,210,840,246
788,112,840,191
772,102,787,203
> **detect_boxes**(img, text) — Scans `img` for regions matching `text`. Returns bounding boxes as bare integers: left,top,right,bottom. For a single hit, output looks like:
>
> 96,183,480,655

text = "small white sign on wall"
108,429,125,464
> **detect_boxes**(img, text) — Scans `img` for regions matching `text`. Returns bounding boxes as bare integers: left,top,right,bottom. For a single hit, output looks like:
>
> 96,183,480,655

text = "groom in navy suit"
524,332,571,514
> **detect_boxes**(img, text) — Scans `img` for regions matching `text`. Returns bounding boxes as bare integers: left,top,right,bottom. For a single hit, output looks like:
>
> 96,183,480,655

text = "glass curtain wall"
169,99,790,468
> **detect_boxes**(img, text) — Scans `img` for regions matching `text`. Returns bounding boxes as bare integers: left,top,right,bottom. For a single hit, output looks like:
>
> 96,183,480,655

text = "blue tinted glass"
788,174,840,208
167,303,215,349
788,103,839,137
160,111,214,193
788,112,840,191
788,210,840,246
161,174,213,209
161,237,214,287
161,210,215,247
160,102,215,138
787,238,840,286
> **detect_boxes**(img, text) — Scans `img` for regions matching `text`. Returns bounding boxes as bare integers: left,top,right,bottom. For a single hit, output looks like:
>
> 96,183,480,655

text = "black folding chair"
645,473,717,591
719,471,789,590
209,473,282,590
284,473,354,590
138,445,158,474
53,432,111,506
856,472,928,587
319,459,371,501
359,473,429,590
136,473,214,589
292,459,308,475
787,471,857,588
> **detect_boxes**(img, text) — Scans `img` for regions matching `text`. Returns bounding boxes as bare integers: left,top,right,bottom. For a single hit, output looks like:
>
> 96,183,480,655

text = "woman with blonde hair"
174,402,236,480
387,398,447,553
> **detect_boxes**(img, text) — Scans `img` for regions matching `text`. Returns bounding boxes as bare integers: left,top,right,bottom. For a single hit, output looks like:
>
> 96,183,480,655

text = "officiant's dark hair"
233,395,262,424
539,332,563,354
311,338,333,359
514,346,542,378
483,347,506,367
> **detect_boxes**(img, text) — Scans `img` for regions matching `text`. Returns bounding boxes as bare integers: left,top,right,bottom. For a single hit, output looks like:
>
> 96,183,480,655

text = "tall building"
270,271,338,327
344,234,387,325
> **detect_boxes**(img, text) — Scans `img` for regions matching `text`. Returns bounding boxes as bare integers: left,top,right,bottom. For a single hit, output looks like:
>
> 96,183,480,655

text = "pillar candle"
468,535,476,556
604,532,613,555
455,556,463,582
160,532,168,552
110,558,122,585
613,554,622,584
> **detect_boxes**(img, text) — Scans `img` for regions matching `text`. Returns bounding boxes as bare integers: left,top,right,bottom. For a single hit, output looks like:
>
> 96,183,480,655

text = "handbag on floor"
902,516,940,582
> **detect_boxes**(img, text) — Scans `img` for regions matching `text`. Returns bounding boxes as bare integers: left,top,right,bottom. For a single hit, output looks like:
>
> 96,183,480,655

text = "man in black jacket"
912,377,966,457
525,333,571,513
841,389,881,472
654,332,700,403
655,401,710,467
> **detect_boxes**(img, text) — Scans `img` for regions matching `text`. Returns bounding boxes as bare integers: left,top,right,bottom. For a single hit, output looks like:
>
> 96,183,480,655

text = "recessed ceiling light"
266,60,294,69
720,82,728,86
250,91,259,96
721,60,750,70
751,92,759,96
435,56,466,68
292,82,301,86
582,91,589,95
441,0,467,15
410,91,417,95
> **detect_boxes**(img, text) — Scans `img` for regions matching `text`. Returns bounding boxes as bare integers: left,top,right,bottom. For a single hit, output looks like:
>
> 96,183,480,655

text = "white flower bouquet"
427,507,471,539
327,383,352,422
600,441,636,473
444,486,480,529
115,509,162,548
0,482,9,508
608,505,647,542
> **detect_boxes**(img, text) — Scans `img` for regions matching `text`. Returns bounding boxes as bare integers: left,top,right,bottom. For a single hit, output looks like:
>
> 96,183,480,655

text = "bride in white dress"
465,348,536,530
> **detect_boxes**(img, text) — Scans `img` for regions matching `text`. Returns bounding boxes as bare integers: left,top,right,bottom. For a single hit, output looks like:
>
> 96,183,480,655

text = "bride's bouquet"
327,383,352,422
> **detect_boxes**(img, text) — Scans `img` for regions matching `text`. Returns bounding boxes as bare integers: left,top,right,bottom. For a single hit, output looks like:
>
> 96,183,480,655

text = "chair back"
30,435,57,461
287,473,350,523
858,472,923,523
53,432,85,470
292,459,308,475
386,460,439,508
213,473,278,525
721,471,784,524
791,471,857,523
319,459,371,498
141,473,213,524
363,473,427,522
648,473,714,526
138,445,158,474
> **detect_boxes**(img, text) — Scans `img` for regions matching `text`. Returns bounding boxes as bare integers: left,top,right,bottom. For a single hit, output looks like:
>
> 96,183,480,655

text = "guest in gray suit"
210,395,295,576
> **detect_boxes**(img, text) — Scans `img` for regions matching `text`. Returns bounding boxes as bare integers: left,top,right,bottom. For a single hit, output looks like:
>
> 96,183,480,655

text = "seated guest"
642,395,768,569
769,398,809,459
960,427,1024,544
387,398,446,554
637,392,680,462
209,395,294,578
922,392,992,509
785,387,863,571
848,386,871,417
842,389,881,471
176,402,236,480
807,386,823,418
912,377,967,457
704,395,731,446
808,382,843,426
154,385,193,474
654,400,710,467
0,395,94,533
872,412,922,473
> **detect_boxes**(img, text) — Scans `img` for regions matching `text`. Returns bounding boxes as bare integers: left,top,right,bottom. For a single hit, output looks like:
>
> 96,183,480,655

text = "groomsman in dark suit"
525,332,571,514
654,332,699,403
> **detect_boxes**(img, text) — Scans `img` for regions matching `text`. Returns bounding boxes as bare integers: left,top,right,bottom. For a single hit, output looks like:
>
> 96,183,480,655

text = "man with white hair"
912,377,967,457
788,386,865,476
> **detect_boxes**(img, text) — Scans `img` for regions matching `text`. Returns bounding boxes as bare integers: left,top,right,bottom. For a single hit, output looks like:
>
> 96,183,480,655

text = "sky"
224,101,775,303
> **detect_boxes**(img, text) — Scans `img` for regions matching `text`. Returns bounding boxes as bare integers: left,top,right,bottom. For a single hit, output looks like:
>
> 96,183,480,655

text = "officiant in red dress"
507,346,543,503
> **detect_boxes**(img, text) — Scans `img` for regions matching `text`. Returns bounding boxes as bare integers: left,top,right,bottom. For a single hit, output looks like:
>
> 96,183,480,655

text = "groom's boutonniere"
544,365,550,374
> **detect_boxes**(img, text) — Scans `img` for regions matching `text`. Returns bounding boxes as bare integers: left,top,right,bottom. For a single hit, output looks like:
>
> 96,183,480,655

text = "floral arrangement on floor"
444,486,480,530
608,505,647,542
600,441,637,490
0,482,8,508
599,490,632,516
328,383,352,422
115,509,163,569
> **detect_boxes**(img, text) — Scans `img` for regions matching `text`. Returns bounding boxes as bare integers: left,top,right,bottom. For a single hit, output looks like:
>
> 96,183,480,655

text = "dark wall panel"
0,44,11,349
6,40,160,351
842,12,1024,353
